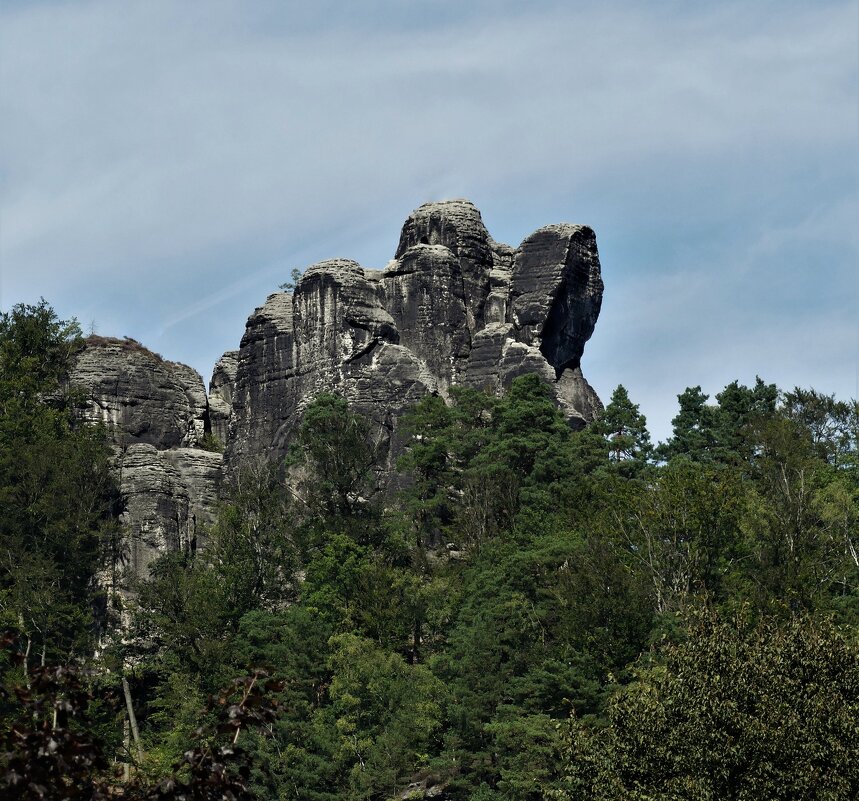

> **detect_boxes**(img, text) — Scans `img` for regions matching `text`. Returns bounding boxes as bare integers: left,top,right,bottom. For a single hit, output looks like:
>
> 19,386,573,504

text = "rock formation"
70,337,222,580
222,199,603,476
208,350,239,444
70,199,604,581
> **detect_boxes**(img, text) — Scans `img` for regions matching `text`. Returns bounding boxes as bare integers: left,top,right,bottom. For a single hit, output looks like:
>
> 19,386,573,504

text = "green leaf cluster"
3,305,857,801
0,301,120,665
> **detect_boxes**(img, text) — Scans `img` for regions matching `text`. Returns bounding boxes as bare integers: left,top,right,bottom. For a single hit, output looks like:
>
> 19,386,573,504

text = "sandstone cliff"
71,199,604,580
70,337,222,580
222,199,603,477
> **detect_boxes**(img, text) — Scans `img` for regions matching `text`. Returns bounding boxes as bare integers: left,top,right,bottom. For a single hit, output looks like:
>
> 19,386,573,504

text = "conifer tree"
0,300,119,661
590,385,652,473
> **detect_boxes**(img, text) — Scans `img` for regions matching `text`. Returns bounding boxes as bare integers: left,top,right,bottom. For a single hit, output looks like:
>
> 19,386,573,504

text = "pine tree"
591,385,652,474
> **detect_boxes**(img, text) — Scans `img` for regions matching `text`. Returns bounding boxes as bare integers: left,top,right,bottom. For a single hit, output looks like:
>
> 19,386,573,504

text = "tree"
590,386,652,474
0,300,119,662
552,612,859,801
324,633,444,800
614,461,749,614
713,377,777,463
130,462,299,684
131,551,229,681
0,629,283,801
659,378,777,465
208,462,298,622
782,387,858,468
747,413,858,611
0,631,114,801
287,394,381,544
398,387,497,549
657,385,716,463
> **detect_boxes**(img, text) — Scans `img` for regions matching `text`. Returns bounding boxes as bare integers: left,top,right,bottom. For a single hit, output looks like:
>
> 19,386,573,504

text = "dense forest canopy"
1,301,857,800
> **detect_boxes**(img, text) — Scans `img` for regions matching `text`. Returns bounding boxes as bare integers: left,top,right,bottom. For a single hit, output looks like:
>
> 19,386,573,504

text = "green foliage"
658,378,778,464
0,298,82,396
590,385,652,473
287,392,382,544
130,464,298,681
131,550,230,679
279,267,303,292
142,670,208,779
553,612,859,801
325,633,445,799
208,462,298,620
398,386,497,548
198,431,224,453
782,387,858,467
659,385,718,463
612,460,751,613
5,317,857,801
0,300,119,661
746,412,858,611
485,712,562,801
0,632,114,800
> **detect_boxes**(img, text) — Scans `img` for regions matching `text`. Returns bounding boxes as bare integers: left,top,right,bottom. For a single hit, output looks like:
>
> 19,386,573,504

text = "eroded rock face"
208,350,239,444
510,224,603,375
74,199,604,582
72,338,207,449
224,199,604,477
70,338,222,583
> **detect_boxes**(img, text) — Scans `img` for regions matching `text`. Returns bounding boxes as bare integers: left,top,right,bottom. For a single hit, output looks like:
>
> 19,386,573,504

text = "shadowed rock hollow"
70,199,604,580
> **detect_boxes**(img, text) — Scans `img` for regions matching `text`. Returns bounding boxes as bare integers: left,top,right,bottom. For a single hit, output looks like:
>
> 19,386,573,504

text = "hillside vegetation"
1,302,857,800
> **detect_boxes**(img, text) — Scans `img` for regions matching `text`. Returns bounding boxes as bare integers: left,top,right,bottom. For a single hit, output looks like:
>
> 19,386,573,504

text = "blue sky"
1,0,856,442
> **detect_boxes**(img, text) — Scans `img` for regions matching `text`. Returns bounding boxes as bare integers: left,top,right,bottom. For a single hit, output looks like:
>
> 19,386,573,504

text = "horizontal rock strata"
70,337,222,583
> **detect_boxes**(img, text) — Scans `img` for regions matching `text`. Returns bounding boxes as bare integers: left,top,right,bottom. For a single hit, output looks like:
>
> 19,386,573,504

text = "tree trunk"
122,677,144,764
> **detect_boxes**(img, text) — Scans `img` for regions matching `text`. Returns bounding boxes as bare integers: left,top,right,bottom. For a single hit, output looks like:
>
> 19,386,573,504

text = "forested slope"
2,302,857,800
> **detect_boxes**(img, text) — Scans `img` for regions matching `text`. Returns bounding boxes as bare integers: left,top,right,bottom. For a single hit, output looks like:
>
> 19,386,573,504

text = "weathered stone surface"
226,292,300,465
71,338,223,582
208,350,239,444
162,448,223,527
225,199,604,477
294,259,398,372
114,444,222,580
396,199,496,334
228,261,402,465
510,224,603,375
382,245,470,395
114,444,188,579
556,366,603,427
464,323,515,394
226,264,433,471
78,199,604,580
72,337,207,449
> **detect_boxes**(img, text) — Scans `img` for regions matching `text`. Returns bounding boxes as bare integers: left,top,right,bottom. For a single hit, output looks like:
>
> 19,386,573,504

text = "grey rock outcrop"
72,337,207,449
510,224,603,375
70,338,222,582
223,199,604,477
73,199,604,582
208,350,239,444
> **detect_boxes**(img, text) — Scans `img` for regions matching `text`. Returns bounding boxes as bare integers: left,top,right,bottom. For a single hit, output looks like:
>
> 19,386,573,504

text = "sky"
1,0,857,443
